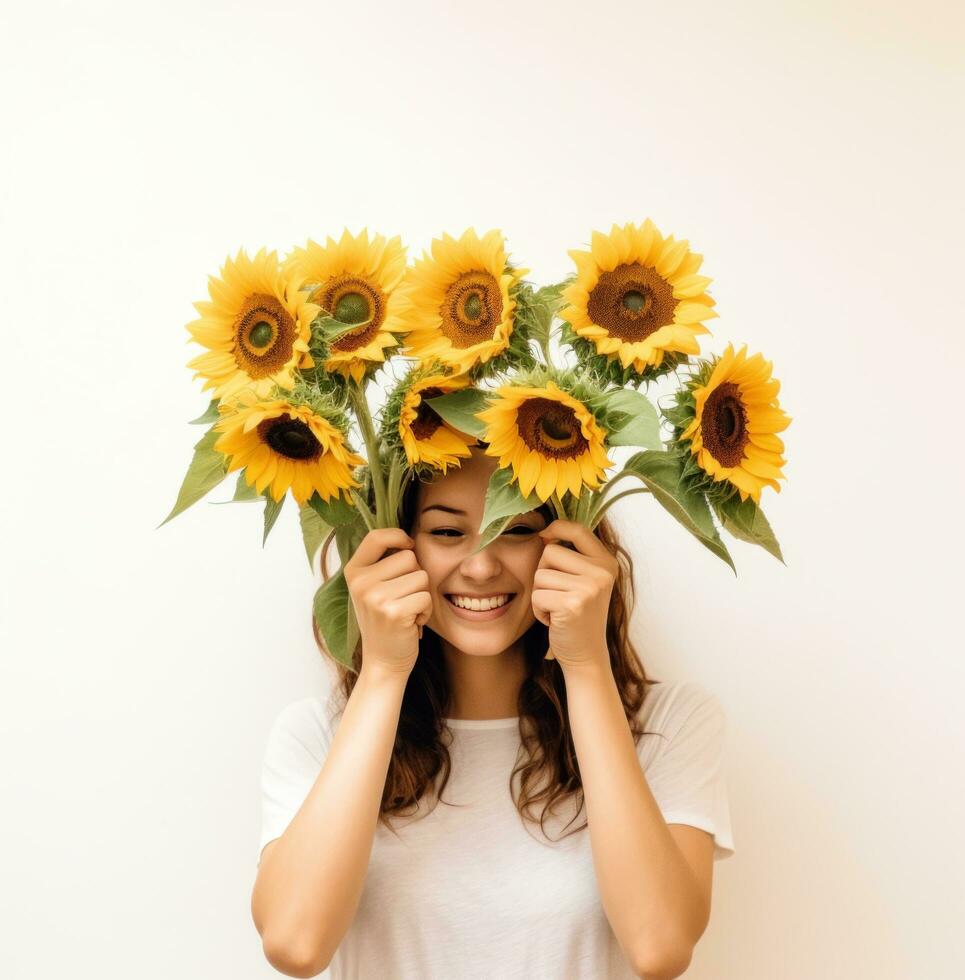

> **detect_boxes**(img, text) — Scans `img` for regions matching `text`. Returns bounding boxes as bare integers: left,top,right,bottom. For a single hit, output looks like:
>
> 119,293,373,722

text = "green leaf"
208,472,262,505
232,472,262,501
334,517,367,567
423,389,490,438
158,427,229,527
299,502,332,571
598,389,663,448
262,492,285,546
308,490,359,527
621,451,736,574
188,399,221,425
472,467,543,555
314,313,368,344
714,495,785,564
312,569,358,668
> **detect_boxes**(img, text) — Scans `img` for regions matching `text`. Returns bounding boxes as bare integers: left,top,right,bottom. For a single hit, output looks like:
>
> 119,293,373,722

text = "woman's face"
411,446,549,658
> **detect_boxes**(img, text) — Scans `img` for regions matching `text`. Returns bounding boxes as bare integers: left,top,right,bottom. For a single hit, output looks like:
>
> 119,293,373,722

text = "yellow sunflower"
398,371,476,473
560,219,717,374
284,228,408,385
398,228,527,375
679,343,790,505
476,380,614,502
213,394,364,506
186,248,318,400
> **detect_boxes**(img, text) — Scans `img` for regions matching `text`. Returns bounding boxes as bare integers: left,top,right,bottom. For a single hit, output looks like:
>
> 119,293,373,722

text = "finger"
377,568,430,601
415,594,433,638
363,547,420,584
386,590,432,623
537,541,592,575
534,567,585,592
347,528,415,571
538,519,610,560
531,588,571,613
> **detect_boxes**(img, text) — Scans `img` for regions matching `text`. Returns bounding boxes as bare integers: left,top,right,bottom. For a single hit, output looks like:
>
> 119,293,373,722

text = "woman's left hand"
531,519,620,672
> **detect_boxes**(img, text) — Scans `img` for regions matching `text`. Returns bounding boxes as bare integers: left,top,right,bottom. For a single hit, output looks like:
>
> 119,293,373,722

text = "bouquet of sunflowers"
161,222,791,667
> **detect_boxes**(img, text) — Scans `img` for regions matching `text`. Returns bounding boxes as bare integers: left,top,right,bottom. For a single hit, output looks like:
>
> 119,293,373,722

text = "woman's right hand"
343,527,433,676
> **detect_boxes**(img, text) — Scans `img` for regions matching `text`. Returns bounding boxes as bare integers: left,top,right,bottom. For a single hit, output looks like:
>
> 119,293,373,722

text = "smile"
445,593,516,620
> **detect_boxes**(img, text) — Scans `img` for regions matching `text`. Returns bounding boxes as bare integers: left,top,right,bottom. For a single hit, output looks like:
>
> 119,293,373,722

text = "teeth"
450,594,510,611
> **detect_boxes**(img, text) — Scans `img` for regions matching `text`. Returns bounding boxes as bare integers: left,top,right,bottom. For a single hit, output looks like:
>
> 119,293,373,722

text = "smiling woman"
251,441,734,979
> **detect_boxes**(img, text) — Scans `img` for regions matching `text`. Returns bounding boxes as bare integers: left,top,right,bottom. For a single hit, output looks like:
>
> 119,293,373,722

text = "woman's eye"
429,525,535,538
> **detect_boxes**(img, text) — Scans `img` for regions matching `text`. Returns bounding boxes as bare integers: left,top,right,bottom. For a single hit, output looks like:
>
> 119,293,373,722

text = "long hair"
312,469,662,842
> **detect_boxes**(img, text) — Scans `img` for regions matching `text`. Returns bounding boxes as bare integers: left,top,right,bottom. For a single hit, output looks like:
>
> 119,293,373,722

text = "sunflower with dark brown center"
679,343,790,504
186,248,318,400
284,229,409,384
560,219,718,376
476,380,614,502
213,393,364,505
398,371,476,473
398,228,527,376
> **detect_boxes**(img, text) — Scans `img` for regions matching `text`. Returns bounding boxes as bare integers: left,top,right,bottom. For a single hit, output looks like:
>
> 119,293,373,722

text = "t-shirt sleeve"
640,683,736,861
257,695,335,866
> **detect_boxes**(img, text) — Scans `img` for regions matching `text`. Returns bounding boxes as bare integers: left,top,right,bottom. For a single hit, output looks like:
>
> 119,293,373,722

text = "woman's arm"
564,660,711,980
251,663,409,977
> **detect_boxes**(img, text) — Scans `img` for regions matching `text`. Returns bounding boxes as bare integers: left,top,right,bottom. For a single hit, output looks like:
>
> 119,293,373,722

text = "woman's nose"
459,541,502,579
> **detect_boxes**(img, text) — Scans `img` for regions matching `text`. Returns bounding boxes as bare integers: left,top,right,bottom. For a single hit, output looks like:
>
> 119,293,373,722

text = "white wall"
2,1,962,977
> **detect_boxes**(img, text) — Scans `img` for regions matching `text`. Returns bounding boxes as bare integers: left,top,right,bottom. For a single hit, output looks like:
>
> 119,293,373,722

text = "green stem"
385,450,408,527
549,492,568,523
589,487,651,529
574,489,594,526
349,489,377,531
583,469,639,526
596,468,639,497
348,382,388,527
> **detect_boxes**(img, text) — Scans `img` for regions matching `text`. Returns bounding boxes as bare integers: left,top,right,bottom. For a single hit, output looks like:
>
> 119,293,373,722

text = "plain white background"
2,1,963,977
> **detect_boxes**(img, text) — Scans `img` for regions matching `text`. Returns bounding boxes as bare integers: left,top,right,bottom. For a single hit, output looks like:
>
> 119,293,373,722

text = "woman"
251,442,734,979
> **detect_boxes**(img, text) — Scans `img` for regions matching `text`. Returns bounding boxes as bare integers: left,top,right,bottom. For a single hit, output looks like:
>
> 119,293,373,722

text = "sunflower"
559,220,717,377
186,248,318,400
678,343,790,505
213,393,365,506
284,228,408,385
396,370,478,473
476,379,614,502
397,228,527,376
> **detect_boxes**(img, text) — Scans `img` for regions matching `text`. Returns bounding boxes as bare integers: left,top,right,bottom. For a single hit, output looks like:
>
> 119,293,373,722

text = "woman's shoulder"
268,685,344,750
638,678,725,739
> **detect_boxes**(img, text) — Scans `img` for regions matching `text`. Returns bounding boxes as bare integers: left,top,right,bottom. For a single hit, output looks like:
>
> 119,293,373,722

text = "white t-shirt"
257,679,735,979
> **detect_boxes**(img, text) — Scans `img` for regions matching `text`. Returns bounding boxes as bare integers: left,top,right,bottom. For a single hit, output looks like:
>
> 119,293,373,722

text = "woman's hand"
531,519,619,672
343,527,433,676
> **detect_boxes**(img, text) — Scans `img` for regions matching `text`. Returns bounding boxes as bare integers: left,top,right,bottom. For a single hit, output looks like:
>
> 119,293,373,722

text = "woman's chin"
428,608,534,656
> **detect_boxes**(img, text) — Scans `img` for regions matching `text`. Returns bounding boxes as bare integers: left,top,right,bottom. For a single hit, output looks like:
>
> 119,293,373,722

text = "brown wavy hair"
312,468,663,843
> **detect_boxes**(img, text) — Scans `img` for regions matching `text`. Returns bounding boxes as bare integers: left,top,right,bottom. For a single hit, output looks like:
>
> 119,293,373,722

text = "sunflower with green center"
476,377,614,503
212,392,365,506
186,248,318,400
395,369,477,473
559,219,717,382
677,343,790,505
283,228,409,385
397,228,528,376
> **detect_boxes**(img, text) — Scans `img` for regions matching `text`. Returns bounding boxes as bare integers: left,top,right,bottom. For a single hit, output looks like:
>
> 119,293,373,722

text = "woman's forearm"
252,662,409,974
563,659,703,978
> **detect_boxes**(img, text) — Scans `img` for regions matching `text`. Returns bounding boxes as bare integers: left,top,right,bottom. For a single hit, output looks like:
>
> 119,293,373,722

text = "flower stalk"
347,381,389,527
